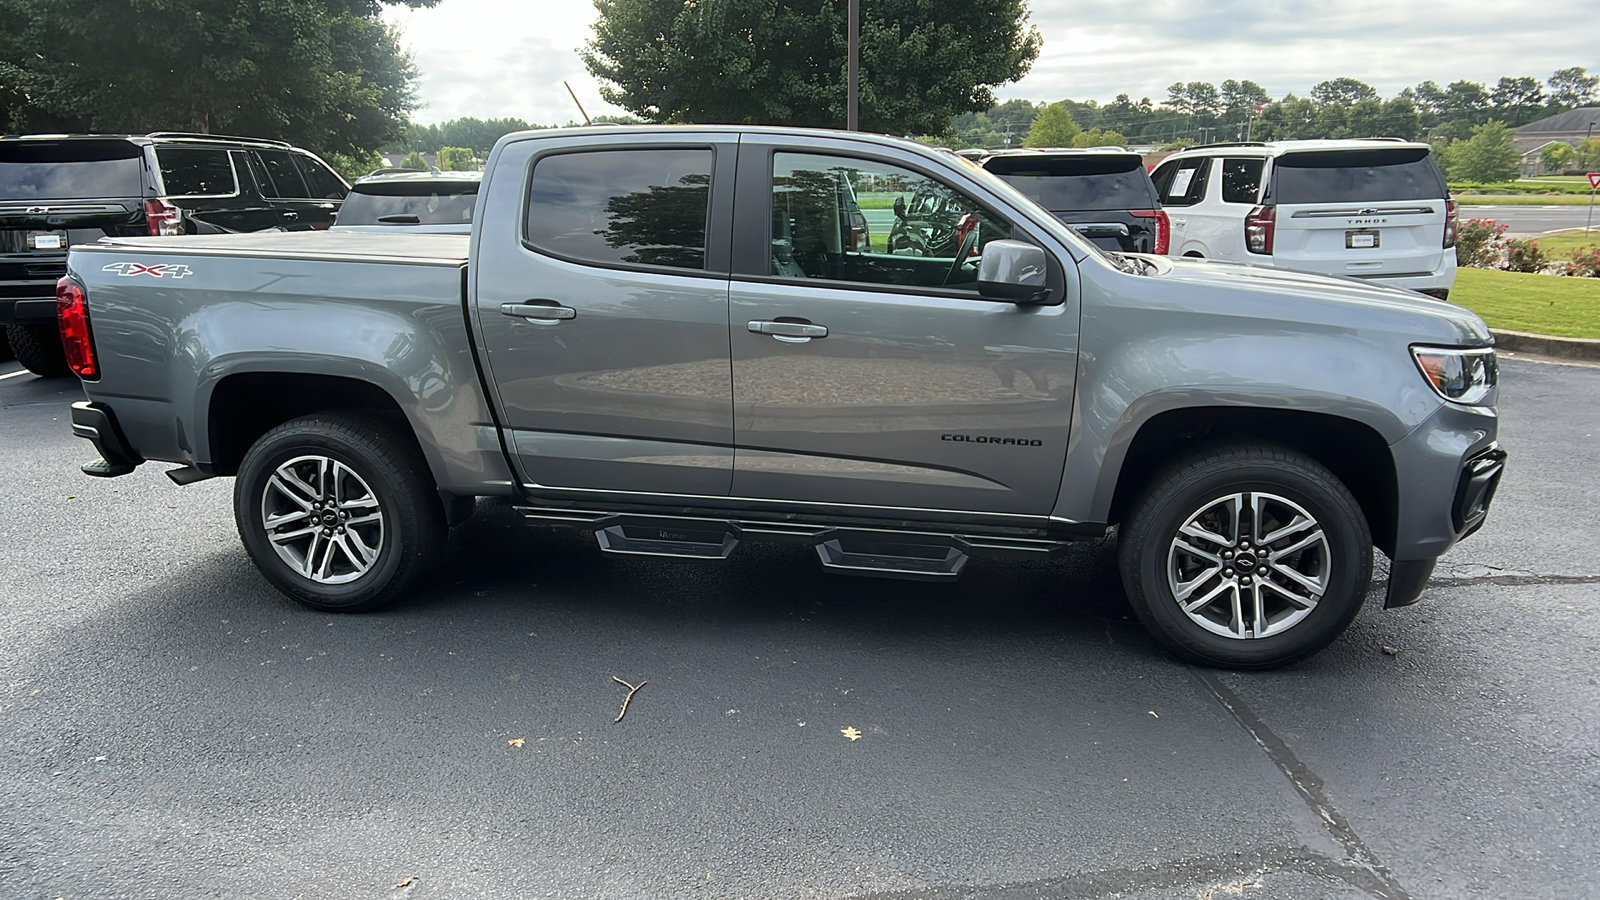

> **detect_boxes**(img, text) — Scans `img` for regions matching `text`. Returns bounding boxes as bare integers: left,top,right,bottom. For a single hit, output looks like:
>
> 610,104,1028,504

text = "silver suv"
1150,140,1457,299
330,169,481,235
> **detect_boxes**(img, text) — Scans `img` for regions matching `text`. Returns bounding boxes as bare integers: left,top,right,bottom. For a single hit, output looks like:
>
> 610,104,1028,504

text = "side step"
816,538,967,581
594,522,739,560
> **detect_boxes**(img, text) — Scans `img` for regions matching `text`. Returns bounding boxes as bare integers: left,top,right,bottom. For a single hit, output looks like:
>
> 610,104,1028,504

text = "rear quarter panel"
70,236,513,494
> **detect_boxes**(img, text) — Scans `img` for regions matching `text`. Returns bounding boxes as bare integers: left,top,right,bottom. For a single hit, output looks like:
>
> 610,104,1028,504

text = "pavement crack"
1425,572,1600,588
1190,668,1412,900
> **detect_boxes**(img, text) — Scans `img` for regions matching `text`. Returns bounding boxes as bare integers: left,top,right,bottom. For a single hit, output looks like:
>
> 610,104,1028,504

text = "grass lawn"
1454,193,1599,206
1517,229,1600,256
1451,267,1600,339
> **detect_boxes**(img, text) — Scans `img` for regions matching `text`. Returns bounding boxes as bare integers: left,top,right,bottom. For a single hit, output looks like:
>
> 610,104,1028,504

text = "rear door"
1267,146,1449,280
471,133,738,496
1,138,147,325
984,154,1161,253
727,137,1078,516
249,149,342,230
1182,156,1266,262
1150,156,1211,256
153,146,276,234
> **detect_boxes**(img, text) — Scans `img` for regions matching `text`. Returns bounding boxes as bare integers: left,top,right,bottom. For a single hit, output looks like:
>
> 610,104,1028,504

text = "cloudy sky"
383,0,1600,126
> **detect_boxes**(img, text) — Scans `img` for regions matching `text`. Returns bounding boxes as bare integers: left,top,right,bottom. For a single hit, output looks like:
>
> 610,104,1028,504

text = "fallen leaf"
507,738,525,747
1381,645,1401,656
395,876,416,888
1147,710,1159,718
841,726,862,742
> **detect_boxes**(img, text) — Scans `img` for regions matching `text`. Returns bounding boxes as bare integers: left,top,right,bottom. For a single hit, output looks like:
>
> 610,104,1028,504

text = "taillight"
1443,198,1458,249
144,198,183,236
1131,209,1170,255
56,276,98,380
1245,205,1276,255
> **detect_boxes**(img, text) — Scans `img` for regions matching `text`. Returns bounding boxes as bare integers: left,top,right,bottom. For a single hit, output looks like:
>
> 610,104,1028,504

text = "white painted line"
0,368,34,381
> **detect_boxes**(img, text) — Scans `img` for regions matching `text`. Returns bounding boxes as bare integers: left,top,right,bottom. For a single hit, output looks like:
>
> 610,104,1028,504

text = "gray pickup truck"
60,126,1505,668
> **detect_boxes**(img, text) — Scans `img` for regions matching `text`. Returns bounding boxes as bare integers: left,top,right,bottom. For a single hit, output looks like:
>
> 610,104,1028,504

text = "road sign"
1590,172,1600,189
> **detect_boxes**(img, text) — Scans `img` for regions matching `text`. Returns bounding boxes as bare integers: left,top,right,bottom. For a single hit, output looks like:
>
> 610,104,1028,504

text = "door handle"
748,319,827,342
280,210,299,219
501,301,576,322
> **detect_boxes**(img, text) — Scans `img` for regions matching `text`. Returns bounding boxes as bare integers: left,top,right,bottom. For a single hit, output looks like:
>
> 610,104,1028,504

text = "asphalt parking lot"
1,355,1596,900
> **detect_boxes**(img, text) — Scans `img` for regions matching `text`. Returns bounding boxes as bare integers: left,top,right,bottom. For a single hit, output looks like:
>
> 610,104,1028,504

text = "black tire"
234,414,446,612
5,324,70,377
1117,444,1372,669
0,326,13,362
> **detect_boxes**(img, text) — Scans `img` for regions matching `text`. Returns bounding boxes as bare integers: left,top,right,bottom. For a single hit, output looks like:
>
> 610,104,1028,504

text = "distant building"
1514,108,1599,175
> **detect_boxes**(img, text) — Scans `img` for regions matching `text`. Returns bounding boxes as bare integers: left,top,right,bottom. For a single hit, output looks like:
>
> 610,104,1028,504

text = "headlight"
1411,346,1497,406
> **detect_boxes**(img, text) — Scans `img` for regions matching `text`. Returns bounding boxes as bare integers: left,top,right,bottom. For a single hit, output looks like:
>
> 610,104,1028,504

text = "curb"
1491,329,1600,362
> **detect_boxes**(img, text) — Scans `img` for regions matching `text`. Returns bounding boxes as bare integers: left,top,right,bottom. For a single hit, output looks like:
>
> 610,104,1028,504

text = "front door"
728,142,1078,516
472,135,738,496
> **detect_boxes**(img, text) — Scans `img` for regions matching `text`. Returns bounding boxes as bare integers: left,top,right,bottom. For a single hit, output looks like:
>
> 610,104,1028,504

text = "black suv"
970,148,1168,256
0,132,349,376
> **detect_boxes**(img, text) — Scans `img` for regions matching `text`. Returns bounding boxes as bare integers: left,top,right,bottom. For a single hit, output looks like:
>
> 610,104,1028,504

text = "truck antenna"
564,81,592,126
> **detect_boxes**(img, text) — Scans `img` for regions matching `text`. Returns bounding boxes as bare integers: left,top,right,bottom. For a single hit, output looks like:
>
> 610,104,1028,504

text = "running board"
511,506,1069,577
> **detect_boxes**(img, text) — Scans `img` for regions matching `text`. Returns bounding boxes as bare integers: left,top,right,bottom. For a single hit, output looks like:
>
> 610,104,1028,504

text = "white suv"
1150,140,1458,298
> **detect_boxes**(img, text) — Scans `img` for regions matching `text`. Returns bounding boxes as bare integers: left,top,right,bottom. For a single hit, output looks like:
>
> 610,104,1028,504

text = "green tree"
1072,127,1127,148
1491,76,1545,126
1022,102,1080,147
0,0,435,156
1310,77,1377,106
1541,142,1576,174
581,0,1040,134
1439,121,1519,183
1548,67,1599,109
1576,138,1600,171
435,146,476,171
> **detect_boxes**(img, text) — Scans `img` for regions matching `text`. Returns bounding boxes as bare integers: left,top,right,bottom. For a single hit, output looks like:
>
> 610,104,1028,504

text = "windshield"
984,155,1153,211
1271,148,1445,204
0,141,145,200
336,182,479,226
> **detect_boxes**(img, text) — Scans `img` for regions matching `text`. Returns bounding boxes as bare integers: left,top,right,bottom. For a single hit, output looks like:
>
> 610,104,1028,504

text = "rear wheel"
4,324,70,377
0,326,12,362
234,414,446,612
1117,444,1372,669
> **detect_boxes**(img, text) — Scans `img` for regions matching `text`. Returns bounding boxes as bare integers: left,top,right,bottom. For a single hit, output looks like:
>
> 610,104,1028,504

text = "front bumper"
1385,431,1506,608
70,401,143,477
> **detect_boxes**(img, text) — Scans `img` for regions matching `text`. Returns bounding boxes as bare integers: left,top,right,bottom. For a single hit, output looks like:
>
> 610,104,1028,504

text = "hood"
1141,256,1491,346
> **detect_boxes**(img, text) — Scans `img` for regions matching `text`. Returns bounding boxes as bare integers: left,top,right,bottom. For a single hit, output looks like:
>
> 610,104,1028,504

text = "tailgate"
1268,146,1448,278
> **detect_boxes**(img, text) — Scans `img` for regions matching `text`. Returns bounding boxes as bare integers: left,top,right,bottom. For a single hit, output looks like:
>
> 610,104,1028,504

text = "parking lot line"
0,368,33,380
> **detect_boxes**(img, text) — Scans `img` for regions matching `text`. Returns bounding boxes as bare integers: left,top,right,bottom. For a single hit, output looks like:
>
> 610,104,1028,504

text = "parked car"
970,148,1169,255
1149,140,1457,299
62,125,1504,669
0,132,348,376
331,169,482,234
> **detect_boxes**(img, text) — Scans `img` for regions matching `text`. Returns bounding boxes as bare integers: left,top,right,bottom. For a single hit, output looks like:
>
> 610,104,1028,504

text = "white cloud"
387,0,1600,124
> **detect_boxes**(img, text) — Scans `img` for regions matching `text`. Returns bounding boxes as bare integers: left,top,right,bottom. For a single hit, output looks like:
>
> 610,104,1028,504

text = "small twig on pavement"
612,675,647,722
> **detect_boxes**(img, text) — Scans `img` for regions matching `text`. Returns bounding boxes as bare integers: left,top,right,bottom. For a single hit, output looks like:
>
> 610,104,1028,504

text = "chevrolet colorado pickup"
60,126,1505,668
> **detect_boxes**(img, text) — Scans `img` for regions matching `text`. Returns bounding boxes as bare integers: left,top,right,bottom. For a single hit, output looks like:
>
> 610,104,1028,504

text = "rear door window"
0,140,145,200
1270,148,1446,204
1152,157,1210,207
295,155,349,200
1220,158,1265,205
983,155,1153,211
156,148,238,197
524,148,713,271
253,150,311,199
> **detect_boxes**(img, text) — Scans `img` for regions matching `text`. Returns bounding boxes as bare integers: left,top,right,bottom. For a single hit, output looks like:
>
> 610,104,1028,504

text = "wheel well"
1182,251,1205,258
207,373,412,477
1108,407,1397,555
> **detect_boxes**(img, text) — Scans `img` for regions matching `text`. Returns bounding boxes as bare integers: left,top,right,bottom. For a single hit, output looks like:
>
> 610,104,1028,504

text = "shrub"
1455,218,1506,268
1562,244,1600,278
1501,238,1549,274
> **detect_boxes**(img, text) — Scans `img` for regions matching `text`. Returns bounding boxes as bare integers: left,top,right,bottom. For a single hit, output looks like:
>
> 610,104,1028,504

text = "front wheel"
1117,444,1373,669
234,414,445,612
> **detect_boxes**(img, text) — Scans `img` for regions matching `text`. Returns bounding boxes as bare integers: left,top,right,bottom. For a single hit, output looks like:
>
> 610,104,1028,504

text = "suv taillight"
144,198,183,236
1443,198,1458,249
1245,205,1276,255
1132,209,1170,255
56,276,98,380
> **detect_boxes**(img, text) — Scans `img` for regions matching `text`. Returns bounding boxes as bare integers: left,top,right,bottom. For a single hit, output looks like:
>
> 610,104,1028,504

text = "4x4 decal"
102,262,194,279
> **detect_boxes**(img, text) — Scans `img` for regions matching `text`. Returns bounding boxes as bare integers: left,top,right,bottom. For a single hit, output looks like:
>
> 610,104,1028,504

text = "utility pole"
847,0,859,131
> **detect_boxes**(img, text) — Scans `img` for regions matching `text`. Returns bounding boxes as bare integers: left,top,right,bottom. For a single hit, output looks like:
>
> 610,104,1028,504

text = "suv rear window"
1271,148,1445,204
0,140,144,200
157,148,237,196
338,181,479,226
524,148,712,271
983,154,1153,211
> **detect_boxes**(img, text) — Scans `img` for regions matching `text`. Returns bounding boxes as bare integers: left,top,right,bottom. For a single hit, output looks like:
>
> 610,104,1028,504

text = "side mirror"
977,239,1052,304
892,196,906,218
